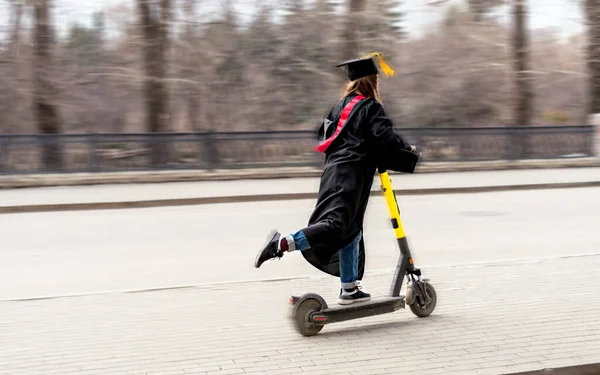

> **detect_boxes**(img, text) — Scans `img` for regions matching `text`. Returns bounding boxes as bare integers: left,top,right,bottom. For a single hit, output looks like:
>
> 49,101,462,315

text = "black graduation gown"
300,94,418,280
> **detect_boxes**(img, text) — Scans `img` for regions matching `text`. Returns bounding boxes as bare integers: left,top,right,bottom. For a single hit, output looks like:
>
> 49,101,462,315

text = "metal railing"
0,125,595,174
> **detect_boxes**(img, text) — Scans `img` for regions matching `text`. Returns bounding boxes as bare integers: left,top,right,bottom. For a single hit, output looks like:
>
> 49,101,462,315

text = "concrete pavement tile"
1,255,600,375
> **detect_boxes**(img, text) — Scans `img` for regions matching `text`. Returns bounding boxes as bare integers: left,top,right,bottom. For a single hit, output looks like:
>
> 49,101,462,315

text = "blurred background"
0,0,597,174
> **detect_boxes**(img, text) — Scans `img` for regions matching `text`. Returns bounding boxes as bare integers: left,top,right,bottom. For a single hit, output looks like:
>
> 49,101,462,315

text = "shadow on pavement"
302,313,451,338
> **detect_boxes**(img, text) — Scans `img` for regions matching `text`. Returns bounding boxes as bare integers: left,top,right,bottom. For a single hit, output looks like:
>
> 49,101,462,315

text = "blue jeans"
287,230,361,289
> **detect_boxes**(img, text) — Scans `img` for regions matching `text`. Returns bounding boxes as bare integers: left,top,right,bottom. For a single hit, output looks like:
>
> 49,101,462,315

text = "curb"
508,363,600,375
1,158,599,189
2,180,599,214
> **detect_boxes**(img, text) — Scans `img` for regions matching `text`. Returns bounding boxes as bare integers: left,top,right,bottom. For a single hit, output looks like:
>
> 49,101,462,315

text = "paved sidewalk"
1,167,599,208
1,157,599,190
2,254,600,375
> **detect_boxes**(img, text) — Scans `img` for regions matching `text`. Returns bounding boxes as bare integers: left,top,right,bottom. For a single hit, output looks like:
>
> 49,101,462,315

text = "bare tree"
1,0,24,134
468,0,485,21
180,0,201,132
32,0,64,170
0,1,25,171
426,0,502,21
0,0,589,143
585,0,600,115
511,0,534,165
467,0,508,22
343,0,366,60
512,0,533,128
137,0,172,165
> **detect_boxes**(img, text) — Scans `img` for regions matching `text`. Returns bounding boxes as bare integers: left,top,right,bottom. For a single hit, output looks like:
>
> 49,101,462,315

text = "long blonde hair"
342,74,381,103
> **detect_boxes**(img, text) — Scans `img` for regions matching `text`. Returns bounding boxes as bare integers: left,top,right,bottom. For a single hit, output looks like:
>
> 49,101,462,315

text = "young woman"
254,53,418,305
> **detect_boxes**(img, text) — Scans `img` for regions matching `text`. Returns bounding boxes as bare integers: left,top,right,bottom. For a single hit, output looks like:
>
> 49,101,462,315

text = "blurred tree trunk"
467,0,491,22
0,1,24,172
468,0,481,22
33,0,64,170
3,1,23,133
137,0,172,166
512,0,533,156
183,0,200,132
585,0,600,115
342,0,366,61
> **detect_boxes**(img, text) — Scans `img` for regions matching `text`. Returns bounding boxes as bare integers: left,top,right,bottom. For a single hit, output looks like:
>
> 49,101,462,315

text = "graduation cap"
336,52,395,81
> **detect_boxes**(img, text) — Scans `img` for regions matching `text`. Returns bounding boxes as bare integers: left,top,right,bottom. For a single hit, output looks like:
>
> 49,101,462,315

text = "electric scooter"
288,168,437,336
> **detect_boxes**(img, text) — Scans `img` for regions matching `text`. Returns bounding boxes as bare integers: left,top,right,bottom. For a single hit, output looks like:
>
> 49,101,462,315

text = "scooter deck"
316,296,406,324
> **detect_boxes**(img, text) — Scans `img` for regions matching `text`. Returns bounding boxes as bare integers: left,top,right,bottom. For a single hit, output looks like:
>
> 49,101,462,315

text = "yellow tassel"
363,52,395,77
374,52,395,77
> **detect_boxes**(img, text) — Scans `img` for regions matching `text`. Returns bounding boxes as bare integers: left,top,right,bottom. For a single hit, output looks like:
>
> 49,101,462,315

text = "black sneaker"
254,229,283,268
338,285,371,305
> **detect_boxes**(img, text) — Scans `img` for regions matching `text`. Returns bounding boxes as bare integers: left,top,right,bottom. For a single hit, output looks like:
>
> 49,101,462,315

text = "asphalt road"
1,186,598,301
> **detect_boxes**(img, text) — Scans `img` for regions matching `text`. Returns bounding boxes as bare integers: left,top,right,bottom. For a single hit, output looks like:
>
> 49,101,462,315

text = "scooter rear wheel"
292,298,324,337
409,282,437,317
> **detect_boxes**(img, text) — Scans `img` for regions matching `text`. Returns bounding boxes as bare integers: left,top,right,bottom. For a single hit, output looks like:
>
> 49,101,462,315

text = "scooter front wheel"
292,297,324,337
409,282,437,318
